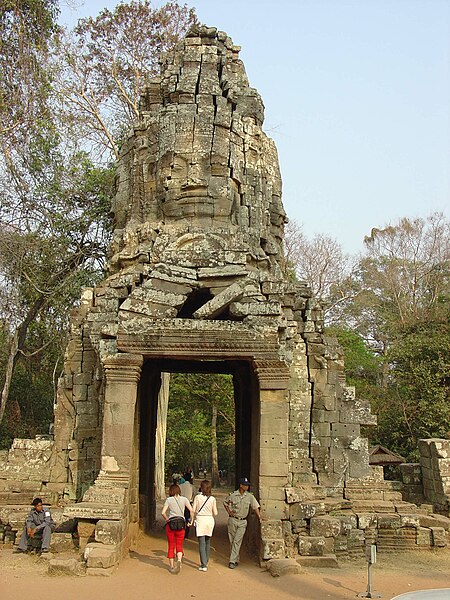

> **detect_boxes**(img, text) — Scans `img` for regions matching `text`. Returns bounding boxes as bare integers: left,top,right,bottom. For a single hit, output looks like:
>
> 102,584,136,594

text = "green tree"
335,214,450,460
0,152,114,428
165,373,235,482
377,321,450,459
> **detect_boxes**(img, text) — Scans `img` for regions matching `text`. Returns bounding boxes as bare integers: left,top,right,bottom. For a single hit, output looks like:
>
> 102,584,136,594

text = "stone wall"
0,437,57,505
398,463,424,506
419,439,450,514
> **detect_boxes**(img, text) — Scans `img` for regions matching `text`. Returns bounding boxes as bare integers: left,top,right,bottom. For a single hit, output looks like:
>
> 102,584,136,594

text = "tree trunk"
154,372,170,499
211,400,219,487
0,254,80,426
0,329,19,424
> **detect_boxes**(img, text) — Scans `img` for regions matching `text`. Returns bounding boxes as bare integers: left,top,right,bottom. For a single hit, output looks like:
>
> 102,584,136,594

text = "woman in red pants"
162,483,194,574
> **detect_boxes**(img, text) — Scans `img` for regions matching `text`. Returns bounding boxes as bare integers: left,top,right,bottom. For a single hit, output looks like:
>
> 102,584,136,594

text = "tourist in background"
179,476,195,539
192,479,218,571
183,467,193,483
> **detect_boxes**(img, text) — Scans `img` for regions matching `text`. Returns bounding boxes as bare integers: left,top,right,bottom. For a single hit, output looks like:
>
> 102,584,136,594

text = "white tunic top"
192,494,218,537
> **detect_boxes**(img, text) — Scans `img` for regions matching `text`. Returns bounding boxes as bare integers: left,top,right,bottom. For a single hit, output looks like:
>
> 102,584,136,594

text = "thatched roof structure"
369,444,405,466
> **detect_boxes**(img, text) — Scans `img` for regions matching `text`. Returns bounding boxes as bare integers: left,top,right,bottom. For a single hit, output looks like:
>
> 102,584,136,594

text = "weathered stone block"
289,503,317,520
399,514,421,528
84,543,120,568
419,514,450,531
261,456,290,480
95,520,125,545
259,499,288,519
48,558,86,576
260,418,288,436
430,527,447,547
261,538,286,559
259,462,289,478
338,514,358,533
259,485,286,501
265,558,301,577
310,516,342,538
416,526,432,546
298,536,325,556
260,520,283,539
377,514,401,529
331,423,360,437
51,532,76,553
285,485,326,503
356,513,377,529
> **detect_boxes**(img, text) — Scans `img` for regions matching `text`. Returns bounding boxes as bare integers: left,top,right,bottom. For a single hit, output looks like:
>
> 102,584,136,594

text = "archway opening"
164,371,235,488
138,359,259,532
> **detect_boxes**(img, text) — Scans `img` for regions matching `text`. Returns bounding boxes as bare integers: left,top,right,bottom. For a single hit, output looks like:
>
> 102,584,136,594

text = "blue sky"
60,0,450,254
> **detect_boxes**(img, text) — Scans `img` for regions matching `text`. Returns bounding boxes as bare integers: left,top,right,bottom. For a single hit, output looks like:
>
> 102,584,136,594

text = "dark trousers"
18,524,55,551
184,507,191,538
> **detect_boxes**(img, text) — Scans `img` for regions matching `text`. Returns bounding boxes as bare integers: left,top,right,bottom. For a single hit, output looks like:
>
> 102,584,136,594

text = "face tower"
47,26,375,570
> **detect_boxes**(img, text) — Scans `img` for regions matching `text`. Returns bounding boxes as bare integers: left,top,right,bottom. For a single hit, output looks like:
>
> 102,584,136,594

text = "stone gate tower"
48,25,378,567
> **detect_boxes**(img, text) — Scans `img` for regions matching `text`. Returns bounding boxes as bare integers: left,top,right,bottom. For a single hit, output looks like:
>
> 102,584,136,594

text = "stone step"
0,491,57,505
297,554,339,568
350,500,396,513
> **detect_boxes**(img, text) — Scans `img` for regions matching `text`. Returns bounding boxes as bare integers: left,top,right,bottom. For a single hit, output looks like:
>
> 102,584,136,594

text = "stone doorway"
137,358,259,532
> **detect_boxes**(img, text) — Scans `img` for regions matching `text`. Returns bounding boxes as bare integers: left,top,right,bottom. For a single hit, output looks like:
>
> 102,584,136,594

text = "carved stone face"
155,147,240,225
110,28,286,263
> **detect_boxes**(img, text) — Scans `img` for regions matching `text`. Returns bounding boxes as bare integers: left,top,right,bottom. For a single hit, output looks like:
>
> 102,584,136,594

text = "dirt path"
2,488,450,600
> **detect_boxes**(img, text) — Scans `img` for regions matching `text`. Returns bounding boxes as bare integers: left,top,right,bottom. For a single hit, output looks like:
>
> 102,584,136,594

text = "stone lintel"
64,502,127,521
117,329,280,361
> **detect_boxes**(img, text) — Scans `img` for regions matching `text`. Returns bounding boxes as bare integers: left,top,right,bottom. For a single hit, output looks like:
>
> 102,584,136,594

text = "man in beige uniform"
223,477,261,568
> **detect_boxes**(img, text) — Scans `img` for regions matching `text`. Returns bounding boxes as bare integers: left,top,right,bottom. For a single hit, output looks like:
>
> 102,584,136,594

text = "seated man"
14,497,55,554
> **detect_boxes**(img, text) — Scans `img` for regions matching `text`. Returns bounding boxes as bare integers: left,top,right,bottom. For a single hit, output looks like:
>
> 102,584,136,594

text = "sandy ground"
2,489,450,600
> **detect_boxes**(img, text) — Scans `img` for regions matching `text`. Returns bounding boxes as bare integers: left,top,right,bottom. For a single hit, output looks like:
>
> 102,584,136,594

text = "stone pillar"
65,353,144,573
255,360,290,560
98,353,143,483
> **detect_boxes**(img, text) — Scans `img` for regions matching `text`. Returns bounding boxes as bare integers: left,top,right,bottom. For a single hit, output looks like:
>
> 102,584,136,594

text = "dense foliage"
165,373,235,480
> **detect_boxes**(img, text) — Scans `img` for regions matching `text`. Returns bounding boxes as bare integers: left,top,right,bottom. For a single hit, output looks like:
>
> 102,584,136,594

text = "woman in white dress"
192,480,218,571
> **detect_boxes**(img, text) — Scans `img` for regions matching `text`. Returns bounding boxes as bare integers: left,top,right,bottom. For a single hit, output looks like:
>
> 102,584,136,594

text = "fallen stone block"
48,558,86,576
265,558,302,577
84,543,120,569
